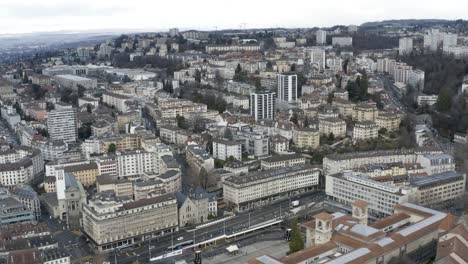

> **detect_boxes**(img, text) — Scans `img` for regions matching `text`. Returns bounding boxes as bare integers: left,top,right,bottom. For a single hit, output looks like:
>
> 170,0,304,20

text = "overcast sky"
1,0,467,34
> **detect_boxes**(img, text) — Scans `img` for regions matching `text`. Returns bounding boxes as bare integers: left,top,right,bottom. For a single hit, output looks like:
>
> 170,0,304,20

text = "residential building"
277,74,298,102
375,111,401,131
399,37,413,55
64,162,99,186
47,105,77,143
186,145,214,173
250,91,276,121
212,138,242,161
236,130,269,158
316,30,327,45
353,103,378,122
332,37,352,47
270,134,289,154
293,128,320,149
260,153,306,170
408,69,425,91
0,145,44,186
307,47,326,71
102,92,131,113
96,175,133,198
353,121,378,141
319,117,346,138
54,74,97,90
10,185,41,220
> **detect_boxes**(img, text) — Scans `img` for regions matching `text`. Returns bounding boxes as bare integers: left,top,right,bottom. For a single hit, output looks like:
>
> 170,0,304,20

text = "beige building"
96,175,133,198
102,92,131,113
412,171,466,208
375,111,401,131
63,162,99,186
82,193,178,252
294,128,320,149
260,153,306,170
353,121,378,141
332,97,355,118
319,117,347,138
353,103,378,122
223,165,320,211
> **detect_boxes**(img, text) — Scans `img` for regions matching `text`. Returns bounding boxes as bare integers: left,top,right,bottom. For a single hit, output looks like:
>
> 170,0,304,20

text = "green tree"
289,219,304,254
328,132,335,141
195,69,202,83
437,88,452,112
176,114,189,129
86,104,93,113
199,168,209,189
108,143,117,154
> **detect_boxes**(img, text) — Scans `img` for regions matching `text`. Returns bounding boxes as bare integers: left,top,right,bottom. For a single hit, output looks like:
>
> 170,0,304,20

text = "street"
110,191,325,264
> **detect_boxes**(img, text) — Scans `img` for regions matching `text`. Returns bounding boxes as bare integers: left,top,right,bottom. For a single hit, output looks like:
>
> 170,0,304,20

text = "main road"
110,191,325,264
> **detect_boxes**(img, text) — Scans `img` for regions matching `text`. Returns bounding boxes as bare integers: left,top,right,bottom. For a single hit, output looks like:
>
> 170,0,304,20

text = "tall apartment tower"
399,37,413,55
47,105,77,143
316,30,327,45
277,74,298,103
250,91,276,121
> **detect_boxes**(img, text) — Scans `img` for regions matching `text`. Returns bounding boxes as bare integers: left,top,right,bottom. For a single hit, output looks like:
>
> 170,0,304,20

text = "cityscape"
0,2,468,264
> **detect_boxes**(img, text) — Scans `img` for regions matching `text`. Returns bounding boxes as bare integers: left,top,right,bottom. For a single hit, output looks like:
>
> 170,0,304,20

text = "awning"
226,245,239,253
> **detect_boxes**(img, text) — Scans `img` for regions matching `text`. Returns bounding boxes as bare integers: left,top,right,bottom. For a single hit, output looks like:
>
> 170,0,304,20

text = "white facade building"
277,74,297,103
47,106,77,143
250,91,276,121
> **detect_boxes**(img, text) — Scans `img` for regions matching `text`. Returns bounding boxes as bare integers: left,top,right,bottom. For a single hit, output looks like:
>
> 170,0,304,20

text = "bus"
167,240,194,251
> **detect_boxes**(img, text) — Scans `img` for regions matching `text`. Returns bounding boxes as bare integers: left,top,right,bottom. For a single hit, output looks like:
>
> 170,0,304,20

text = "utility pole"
248,213,251,228
114,249,117,264
223,219,226,235
171,232,174,252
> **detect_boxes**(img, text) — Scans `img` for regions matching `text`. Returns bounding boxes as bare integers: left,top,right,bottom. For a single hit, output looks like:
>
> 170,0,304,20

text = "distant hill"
361,19,466,28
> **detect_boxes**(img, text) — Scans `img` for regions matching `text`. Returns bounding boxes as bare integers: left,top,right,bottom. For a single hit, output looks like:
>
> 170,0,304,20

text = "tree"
378,128,388,135
254,78,262,91
289,219,304,254
86,104,93,113
437,88,452,112
224,128,233,140
290,113,299,125
176,115,189,129
328,132,335,141
195,69,202,83
163,81,174,94
266,61,273,70
199,168,209,189
108,143,117,154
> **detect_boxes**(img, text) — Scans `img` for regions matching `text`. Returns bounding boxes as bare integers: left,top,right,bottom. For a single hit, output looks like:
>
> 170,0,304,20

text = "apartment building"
319,117,347,138
260,153,306,170
399,37,413,55
64,162,99,186
316,30,327,45
223,165,320,211
0,145,44,186
375,111,401,131
205,44,260,53
353,121,378,141
236,130,269,158
332,98,355,118
332,37,352,47
293,128,320,149
353,103,378,122
47,105,77,143
96,175,133,198
102,92,131,113
270,134,289,154
322,149,440,175
212,138,242,161
114,150,154,178
186,145,214,173
82,193,178,252
250,91,276,121
54,74,97,90
277,73,298,102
